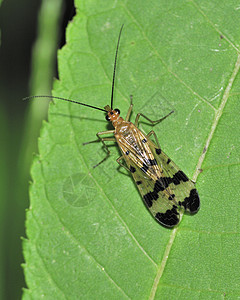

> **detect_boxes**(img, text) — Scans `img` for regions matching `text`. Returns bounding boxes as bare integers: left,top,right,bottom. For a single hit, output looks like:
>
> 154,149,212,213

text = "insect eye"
105,114,110,121
114,108,120,114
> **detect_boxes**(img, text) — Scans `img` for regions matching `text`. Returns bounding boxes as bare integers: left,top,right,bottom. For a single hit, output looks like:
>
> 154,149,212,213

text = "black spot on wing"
179,188,200,213
143,191,159,207
142,138,147,143
172,171,189,185
125,150,130,155
151,178,172,196
167,158,171,164
154,179,165,192
168,194,175,200
136,180,142,185
143,177,173,208
155,206,179,227
129,166,136,173
157,177,172,190
152,172,189,193
155,148,161,155
148,159,157,166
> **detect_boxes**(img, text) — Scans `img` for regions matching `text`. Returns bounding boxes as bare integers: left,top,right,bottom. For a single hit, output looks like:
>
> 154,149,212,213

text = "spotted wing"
117,126,200,227
131,163,181,227
148,139,200,215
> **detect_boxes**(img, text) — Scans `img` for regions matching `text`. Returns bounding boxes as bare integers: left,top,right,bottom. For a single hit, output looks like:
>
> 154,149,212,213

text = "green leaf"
23,0,240,299
0,107,8,300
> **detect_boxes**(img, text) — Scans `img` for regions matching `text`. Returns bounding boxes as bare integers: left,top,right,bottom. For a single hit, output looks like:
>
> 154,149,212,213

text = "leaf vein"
40,166,131,299
190,0,240,53
68,113,158,268
194,53,240,180
121,3,216,111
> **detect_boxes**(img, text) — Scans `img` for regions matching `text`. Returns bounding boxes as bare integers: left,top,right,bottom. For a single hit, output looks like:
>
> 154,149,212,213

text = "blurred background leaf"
0,0,75,298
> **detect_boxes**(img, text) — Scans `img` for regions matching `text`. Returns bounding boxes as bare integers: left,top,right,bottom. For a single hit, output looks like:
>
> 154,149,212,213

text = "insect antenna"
24,25,124,113
110,24,124,110
23,95,107,112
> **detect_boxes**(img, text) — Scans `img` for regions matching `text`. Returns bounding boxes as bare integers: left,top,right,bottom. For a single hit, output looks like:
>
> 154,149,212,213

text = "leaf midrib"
148,52,240,300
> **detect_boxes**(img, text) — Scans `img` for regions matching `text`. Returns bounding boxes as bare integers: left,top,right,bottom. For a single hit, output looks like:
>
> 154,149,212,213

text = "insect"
26,25,200,227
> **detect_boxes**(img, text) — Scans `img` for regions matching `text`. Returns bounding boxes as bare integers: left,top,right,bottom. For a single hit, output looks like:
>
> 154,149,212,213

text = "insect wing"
118,128,200,227
148,140,200,215
132,163,180,227
118,128,180,227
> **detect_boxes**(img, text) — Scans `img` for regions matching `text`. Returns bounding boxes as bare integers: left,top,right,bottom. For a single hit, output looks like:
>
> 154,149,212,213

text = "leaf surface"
23,1,240,299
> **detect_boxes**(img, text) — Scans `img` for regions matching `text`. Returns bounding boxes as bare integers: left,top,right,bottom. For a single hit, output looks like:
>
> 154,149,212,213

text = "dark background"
0,0,75,298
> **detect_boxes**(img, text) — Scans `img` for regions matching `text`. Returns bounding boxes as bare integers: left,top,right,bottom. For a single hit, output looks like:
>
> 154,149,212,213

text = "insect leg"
134,110,174,127
146,130,173,177
125,95,133,122
94,133,116,168
116,156,130,172
83,130,115,145
146,130,161,148
83,130,115,168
